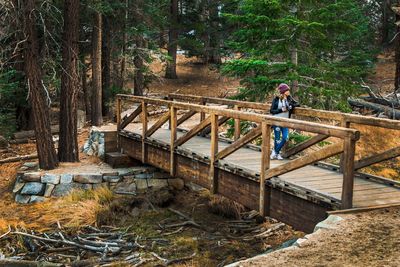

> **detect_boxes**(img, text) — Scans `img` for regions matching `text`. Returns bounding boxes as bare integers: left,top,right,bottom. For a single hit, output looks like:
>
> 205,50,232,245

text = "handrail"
117,94,360,140
168,93,400,130
117,94,359,210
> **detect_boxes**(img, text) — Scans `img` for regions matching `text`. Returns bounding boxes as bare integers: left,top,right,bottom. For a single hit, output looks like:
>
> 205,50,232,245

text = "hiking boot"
276,153,284,160
270,150,277,160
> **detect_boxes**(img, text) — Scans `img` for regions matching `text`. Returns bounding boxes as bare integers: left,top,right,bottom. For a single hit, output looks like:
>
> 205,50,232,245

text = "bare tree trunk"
21,0,58,169
208,0,222,64
133,0,145,96
382,0,391,45
81,65,90,119
59,0,80,162
91,12,103,126
102,14,111,116
165,0,179,79
291,47,299,95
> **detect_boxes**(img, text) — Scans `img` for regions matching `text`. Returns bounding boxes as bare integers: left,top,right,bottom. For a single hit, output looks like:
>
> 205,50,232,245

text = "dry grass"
0,187,114,233
206,193,245,219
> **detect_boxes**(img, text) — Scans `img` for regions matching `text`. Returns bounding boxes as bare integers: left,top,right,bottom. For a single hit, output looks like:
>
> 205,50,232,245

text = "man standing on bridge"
269,83,299,160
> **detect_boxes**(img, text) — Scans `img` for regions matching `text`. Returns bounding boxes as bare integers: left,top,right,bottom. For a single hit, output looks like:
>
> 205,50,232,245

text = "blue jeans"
273,126,289,154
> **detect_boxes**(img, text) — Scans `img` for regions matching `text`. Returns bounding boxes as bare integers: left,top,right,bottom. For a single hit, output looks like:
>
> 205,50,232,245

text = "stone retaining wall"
13,162,184,204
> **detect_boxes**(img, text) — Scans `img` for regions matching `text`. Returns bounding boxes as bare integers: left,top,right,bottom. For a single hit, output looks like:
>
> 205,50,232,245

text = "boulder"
15,194,30,204
93,182,108,190
22,172,41,182
52,184,73,197
13,180,25,194
0,135,8,149
23,162,38,169
44,184,55,197
168,178,185,190
41,174,60,184
30,196,46,203
147,179,168,189
103,175,121,183
73,183,93,190
60,174,73,184
21,182,45,195
74,174,103,184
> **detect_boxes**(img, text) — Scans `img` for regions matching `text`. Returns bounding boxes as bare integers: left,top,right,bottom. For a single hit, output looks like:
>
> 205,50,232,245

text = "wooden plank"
141,101,148,163
170,107,177,176
216,127,262,160
265,143,344,179
282,134,328,158
355,146,400,170
145,110,171,138
120,105,142,130
177,110,197,126
260,122,271,217
174,116,212,147
209,113,219,194
341,138,356,209
234,105,241,141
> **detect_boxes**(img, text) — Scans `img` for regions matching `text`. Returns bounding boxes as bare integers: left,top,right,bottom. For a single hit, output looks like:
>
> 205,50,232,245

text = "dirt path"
231,207,400,267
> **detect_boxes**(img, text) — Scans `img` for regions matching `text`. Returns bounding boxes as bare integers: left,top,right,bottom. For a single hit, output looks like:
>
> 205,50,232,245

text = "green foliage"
0,69,25,138
223,0,377,111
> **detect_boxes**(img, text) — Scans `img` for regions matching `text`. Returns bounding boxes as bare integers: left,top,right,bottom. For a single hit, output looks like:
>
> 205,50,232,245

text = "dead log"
360,96,400,108
348,98,400,120
0,154,38,164
13,125,59,140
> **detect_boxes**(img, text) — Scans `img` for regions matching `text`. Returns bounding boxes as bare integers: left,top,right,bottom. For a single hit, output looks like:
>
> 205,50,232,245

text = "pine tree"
223,0,376,111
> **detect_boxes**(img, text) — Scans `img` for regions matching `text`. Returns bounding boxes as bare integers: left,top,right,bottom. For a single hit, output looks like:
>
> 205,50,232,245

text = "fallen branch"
0,154,38,164
151,252,196,266
348,98,400,120
167,208,202,228
11,231,119,253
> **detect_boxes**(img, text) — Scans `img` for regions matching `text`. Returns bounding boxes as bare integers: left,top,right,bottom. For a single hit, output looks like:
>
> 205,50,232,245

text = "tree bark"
59,0,80,162
208,0,222,64
165,0,179,79
133,0,145,95
91,12,103,126
395,10,400,93
21,0,58,169
382,0,391,45
102,14,111,116
81,65,90,119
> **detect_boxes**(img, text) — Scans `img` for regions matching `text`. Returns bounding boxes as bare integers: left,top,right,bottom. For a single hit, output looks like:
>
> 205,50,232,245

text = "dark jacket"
269,95,299,118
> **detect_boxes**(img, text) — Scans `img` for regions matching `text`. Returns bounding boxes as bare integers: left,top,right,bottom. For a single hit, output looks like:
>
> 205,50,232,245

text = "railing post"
260,121,271,217
340,118,350,172
209,113,219,194
341,137,356,209
141,101,148,163
200,98,206,123
170,106,177,176
234,105,241,141
116,97,122,150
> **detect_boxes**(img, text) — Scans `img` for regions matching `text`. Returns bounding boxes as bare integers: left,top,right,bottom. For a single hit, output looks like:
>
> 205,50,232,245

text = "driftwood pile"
0,208,287,266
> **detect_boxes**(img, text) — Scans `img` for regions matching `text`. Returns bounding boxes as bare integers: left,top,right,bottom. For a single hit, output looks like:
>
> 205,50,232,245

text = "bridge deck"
125,126,400,208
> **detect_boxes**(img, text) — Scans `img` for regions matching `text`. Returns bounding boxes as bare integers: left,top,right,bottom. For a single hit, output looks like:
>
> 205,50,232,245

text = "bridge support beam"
260,122,271,217
341,138,356,209
209,113,219,194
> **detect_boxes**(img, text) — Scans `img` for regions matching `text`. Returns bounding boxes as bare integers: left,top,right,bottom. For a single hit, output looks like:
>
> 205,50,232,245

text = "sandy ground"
233,206,400,267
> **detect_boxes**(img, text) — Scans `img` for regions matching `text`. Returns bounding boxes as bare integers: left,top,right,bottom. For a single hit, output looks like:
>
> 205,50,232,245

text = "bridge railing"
168,93,400,180
116,94,360,211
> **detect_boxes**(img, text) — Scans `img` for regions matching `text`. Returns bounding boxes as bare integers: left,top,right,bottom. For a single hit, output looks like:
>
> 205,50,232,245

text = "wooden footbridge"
116,93,400,232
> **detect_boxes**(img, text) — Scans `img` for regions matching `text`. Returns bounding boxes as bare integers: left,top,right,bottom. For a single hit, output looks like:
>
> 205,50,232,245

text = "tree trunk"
59,0,80,162
165,0,179,79
395,10,400,93
133,0,145,96
91,12,103,126
382,0,391,45
102,14,111,116
81,65,90,119
291,47,299,96
21,0,58,170
208,0,222,64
